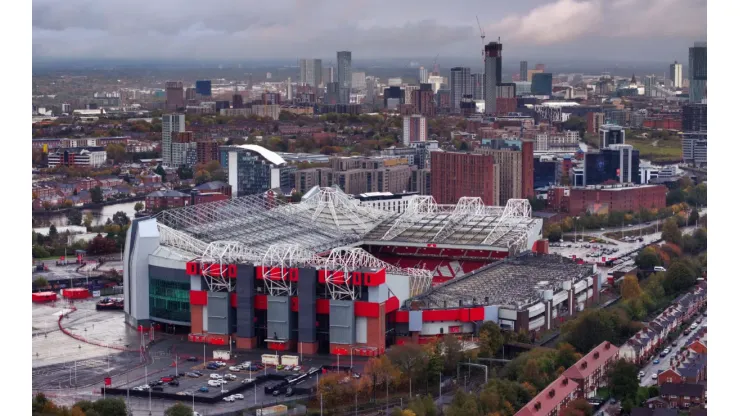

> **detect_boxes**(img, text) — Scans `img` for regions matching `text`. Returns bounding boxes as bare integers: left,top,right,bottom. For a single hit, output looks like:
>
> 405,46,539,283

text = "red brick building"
562,341,620,398
495,97,518,115
196,141,220,165
586,112,605,134
646,383,705,410
145,190,190,212
514,375,578,416
563,185,667,216
193,192,229,205
431,151,500,206
643,117,681,131
521,140,534,199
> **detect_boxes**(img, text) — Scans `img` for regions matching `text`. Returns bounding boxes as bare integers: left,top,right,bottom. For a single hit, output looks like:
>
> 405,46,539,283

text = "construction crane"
476,16,486,64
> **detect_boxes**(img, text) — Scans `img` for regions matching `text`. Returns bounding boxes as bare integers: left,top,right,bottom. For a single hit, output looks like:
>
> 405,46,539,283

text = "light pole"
192,391,195,414
439,372,442,400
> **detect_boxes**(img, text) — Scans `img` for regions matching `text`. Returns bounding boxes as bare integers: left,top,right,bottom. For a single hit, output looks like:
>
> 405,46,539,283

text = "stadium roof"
235,145,286,165
408,253,595,310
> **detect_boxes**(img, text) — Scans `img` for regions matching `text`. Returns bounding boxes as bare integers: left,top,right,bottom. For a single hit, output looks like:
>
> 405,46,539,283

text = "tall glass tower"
689,42,707,103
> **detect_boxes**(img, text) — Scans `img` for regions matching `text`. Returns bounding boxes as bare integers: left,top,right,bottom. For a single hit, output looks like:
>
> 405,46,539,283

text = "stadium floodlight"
260,244,323,296
432,197,485,242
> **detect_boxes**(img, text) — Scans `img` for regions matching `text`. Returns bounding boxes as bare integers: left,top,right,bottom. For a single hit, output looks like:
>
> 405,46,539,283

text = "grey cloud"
32,0,706,61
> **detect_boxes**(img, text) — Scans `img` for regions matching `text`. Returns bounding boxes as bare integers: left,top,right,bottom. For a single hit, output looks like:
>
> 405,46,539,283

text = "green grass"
627,137,683,163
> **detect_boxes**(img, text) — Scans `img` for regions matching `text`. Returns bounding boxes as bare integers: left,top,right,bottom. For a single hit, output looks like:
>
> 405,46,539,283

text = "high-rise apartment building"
165,81,185,111
599,124,625,149
520,61,528,82
162,114,185,167
450,67,471,113
299,59,323,88
689,42,707,103
431,152,500,206
476,139,534,204
682,103,708,132
403,115,427,146
471,73,484,100
171,132,196,167
411,84,436,117
195,80,212,97
322,67,334,86
286,77,293,101
419,66,428,84
352,72,366,90
220,145,295,197
670,61,683,88
484,42,503,115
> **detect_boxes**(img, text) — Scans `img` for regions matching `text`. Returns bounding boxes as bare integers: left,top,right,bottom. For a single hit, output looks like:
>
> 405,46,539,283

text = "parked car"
639,371,645,377
199,387,209,393
229,366,241,372
207,380,221,387
161,377,174,383
652,374,658,380
293,366,302,372
168,380,180,387
284,365,293,371
653,359,660,364
151,386,164,392
187,356,199,362
223,396,235,402
672,341,678,347
232,394,244,400
224,374,237,380
210,374,222,379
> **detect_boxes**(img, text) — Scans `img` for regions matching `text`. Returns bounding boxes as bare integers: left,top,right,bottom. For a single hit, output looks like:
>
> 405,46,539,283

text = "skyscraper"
419,66,428,84
337,51,352,104
519,61,528,83
689,42,707,103
484,42,503,115
670,61,683,88
403,115,427,145
531,73,553,96
165,81,184,111
195,80,212,96
299,59,323,88
286,77,293,100
162,114,185,167
471,73,484,100
411,84,436,117
450,67,471,113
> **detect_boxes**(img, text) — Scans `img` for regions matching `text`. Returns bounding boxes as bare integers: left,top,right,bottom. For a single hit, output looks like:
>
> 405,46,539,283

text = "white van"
654,266,666,272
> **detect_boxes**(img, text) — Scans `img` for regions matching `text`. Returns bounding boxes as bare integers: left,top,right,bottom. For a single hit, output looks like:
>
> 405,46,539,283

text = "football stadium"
123,185,599,355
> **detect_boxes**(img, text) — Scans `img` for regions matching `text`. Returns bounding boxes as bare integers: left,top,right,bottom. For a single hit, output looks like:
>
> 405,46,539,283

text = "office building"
484,42,503,115
326,82,340,105
531,73,553,96
519,61,528,82
185,88,197,102
689,42,707,103
411,84,436,117
352,72,366,90
514,81,531,96
195,80,212,97
299,59,323,88
47,148,107,168
587,112,605,134
322,66,334,86
404,85,419,106
165,81,185,111
286,78,293,101
643,75,656,97
450,67,471,113
427,75,444,94
471,73,484,100
220,145,295,197
682,103,708,132
496,83,516,98
232,94,244,109
561,184,666,216
670,61,683,88
419,66,428,84
682,133,707,167
584,145,640,185
436,89,450,111
383,86,404,108
337,51,352,99
431,151,500,206
297,156,416,195
599,124,625,149
403,115,427,146
162,114,185,167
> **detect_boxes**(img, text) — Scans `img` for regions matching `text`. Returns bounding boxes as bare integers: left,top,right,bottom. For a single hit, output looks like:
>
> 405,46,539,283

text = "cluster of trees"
666,181,707,207
32,394,127,416
193,160,226,185
605,359,660,412
32,211,130,258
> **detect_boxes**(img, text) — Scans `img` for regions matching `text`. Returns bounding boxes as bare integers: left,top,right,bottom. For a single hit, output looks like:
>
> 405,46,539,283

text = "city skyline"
33,0,706,62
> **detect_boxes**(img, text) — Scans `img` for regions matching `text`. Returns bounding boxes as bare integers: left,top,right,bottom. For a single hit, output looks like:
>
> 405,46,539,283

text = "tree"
105,143,127,164
546,224,562,242
688,209,700,226
387,343,427,394
661,218,682,245
33,276,49,290
155,164,167,181
663,261,696,294
635,247,662,270
32,245,51,258
67,209,83,226
87,234,118,255
165,402,195,416
561,309,629,354
441,334,463,373
83,212,94,228
563,116,586,139
621,275,643,299
608,359,639,402
665,189,686,205
49,224,58,239
408,395,437,416
560,398,593,416
177,165,193,180
478,321,505,358
134,202,144,213
112,211,130,227
90,186,104,203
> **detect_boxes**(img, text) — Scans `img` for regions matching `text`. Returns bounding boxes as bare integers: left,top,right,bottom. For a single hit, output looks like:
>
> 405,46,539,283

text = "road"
563,207,707,239
638,315,707,387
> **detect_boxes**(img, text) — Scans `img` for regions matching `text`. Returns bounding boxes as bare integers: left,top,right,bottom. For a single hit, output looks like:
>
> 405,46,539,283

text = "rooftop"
562,341,620,381
409,253,594,310
660,382,705,397
514,375,578,416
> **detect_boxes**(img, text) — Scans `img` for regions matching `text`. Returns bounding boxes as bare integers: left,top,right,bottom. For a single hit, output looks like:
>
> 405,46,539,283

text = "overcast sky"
33,0,707,63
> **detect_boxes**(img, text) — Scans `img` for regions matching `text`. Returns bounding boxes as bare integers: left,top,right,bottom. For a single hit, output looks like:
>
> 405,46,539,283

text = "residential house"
562,341,620,398
96,175,124,188
140,172,163,185
658,352,706,386
145,190,189,212
194,181,232,197
648,383,705,410
514,375,577,416
66,191,92,206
